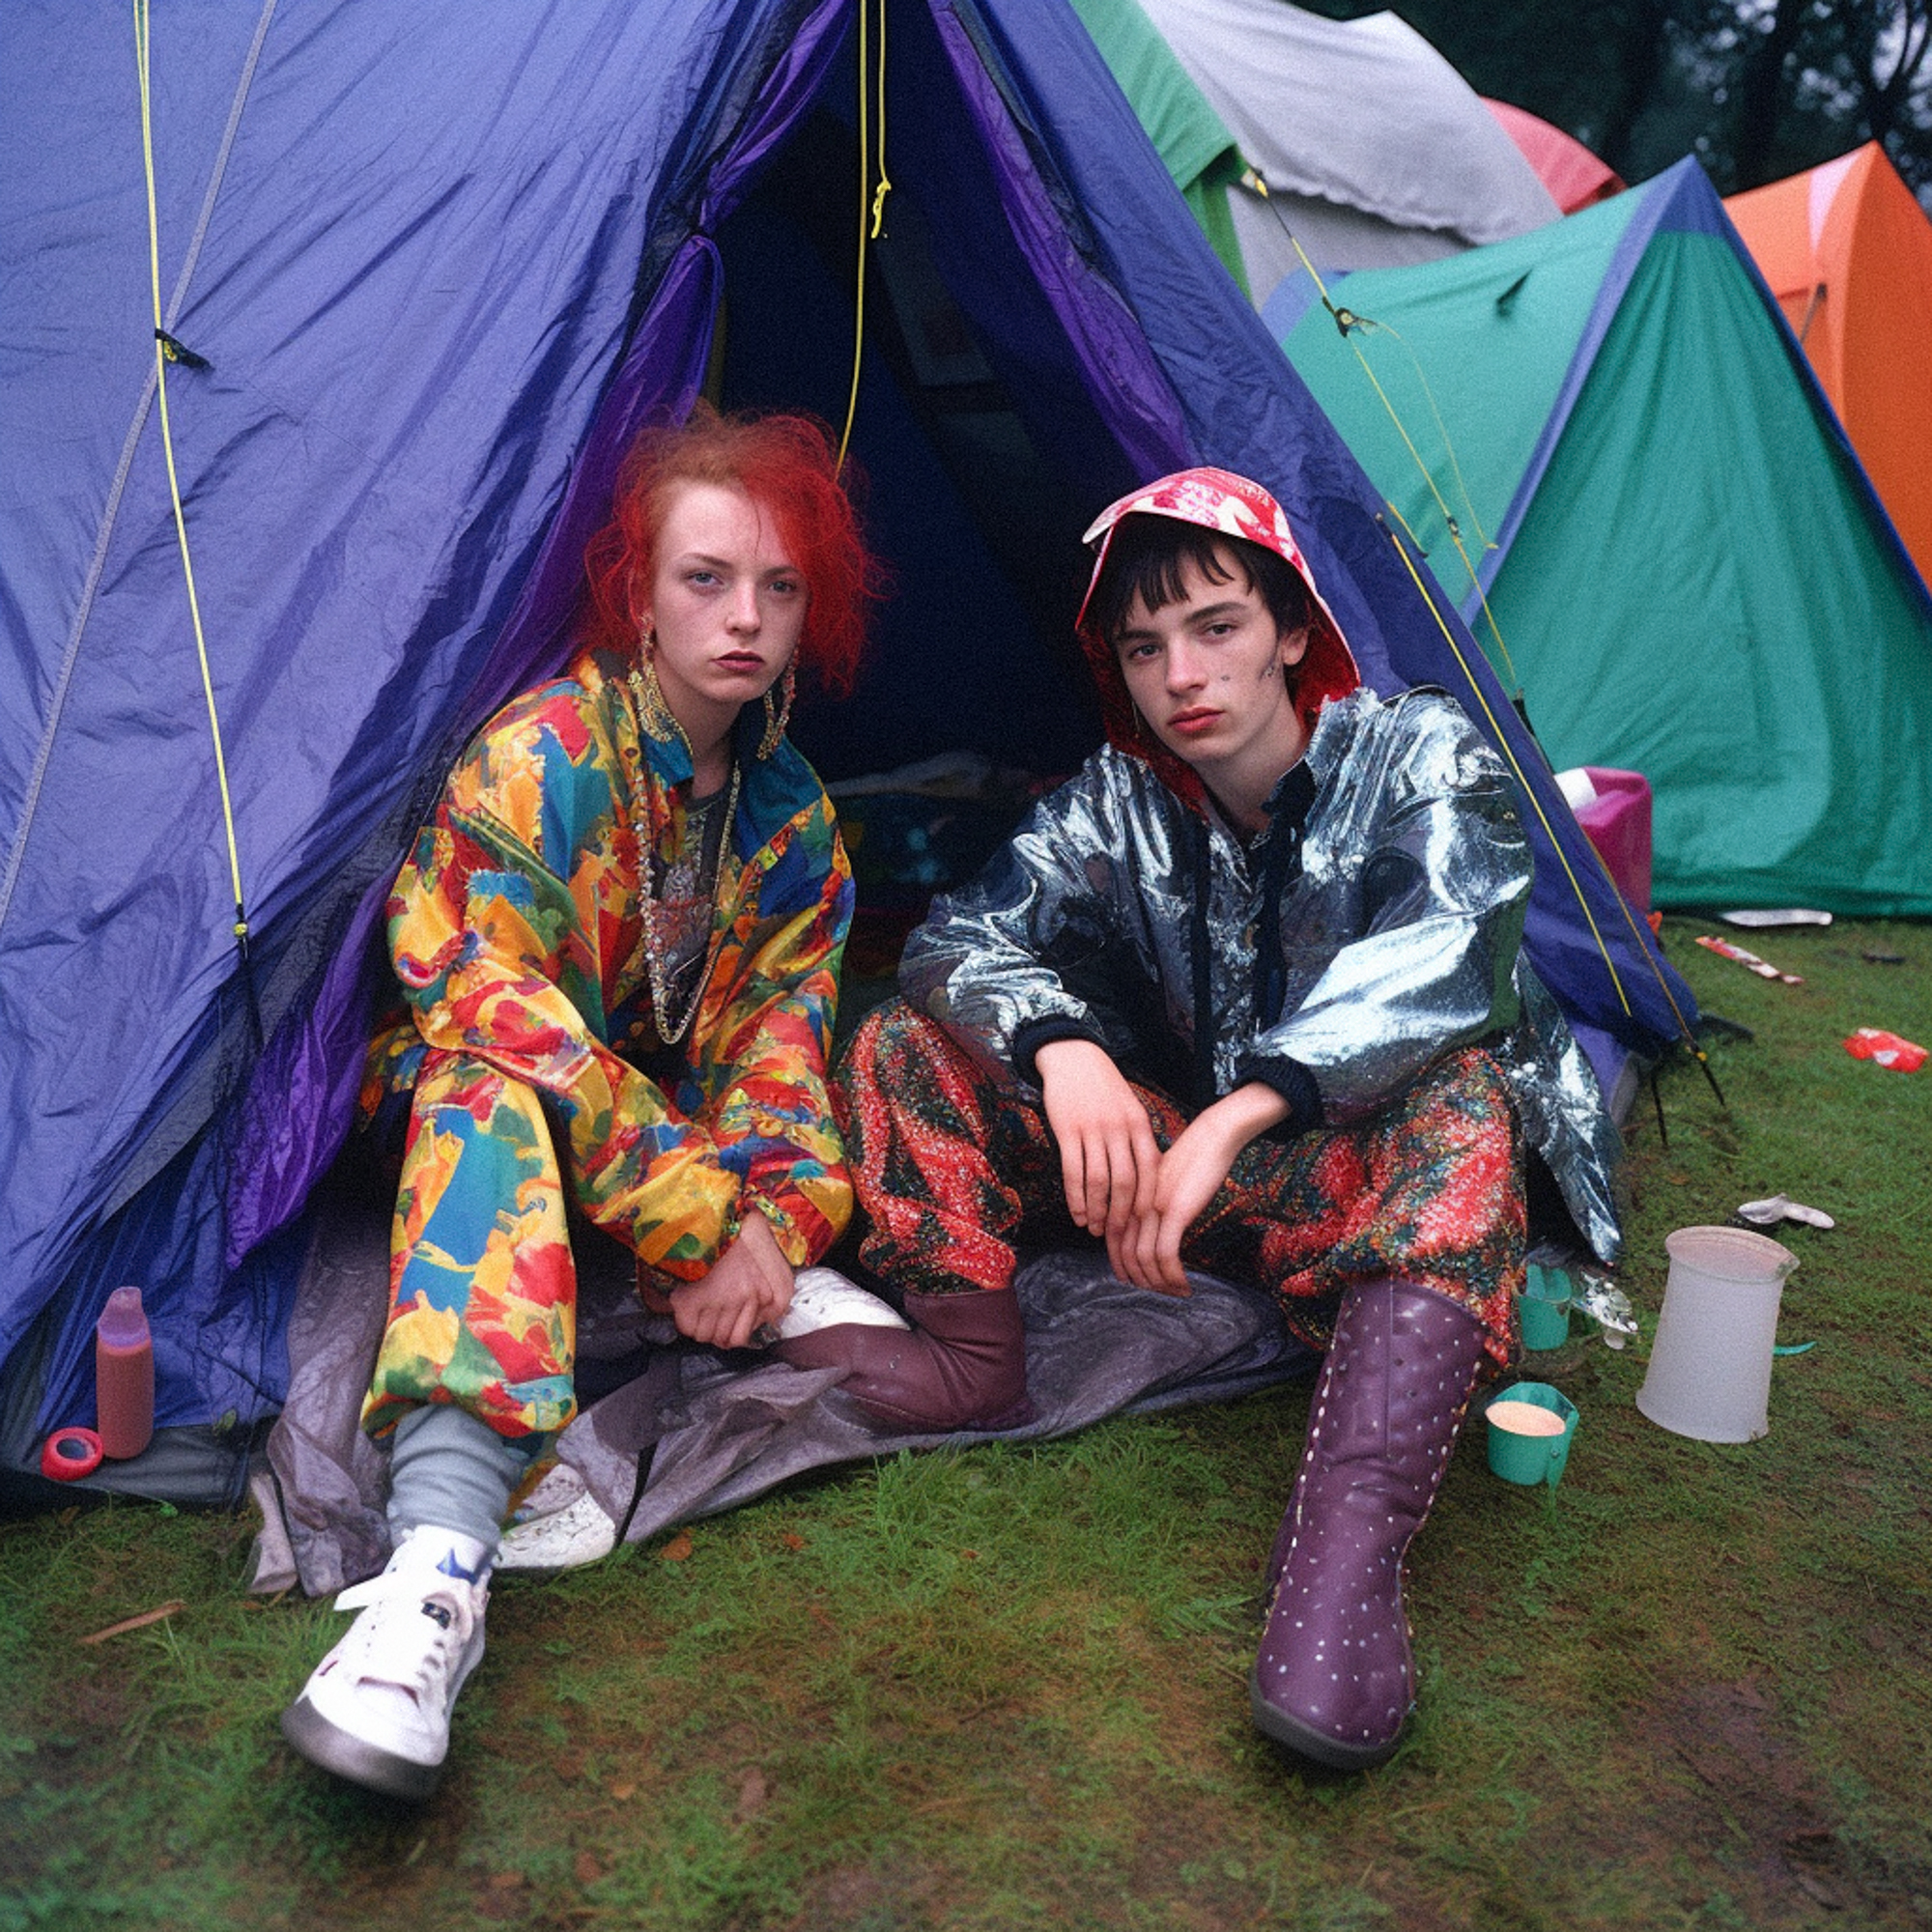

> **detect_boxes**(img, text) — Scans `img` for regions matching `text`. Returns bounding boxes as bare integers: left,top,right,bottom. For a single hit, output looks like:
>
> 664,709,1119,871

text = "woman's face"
640,481,807,745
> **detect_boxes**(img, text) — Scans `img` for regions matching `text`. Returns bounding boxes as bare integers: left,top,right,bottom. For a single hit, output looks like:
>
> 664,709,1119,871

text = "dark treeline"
1305,0,1932,200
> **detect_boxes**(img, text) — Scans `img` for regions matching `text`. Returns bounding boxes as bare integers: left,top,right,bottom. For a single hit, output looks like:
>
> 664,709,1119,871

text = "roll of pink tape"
41,1428,104,1482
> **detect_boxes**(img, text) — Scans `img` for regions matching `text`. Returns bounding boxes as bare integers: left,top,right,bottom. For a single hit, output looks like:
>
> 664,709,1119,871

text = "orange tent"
1483,99,1624,213
1727,144,1932,586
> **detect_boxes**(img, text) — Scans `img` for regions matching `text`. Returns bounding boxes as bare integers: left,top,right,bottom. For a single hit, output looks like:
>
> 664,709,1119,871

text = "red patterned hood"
1074,468,1361,809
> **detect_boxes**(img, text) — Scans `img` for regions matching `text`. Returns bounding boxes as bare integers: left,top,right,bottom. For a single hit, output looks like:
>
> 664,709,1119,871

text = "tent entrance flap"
715,103,1106,784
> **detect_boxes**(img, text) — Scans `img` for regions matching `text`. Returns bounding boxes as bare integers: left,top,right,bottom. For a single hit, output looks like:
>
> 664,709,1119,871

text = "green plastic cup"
1485,1381,1579,1489
1520,1264,1572,1350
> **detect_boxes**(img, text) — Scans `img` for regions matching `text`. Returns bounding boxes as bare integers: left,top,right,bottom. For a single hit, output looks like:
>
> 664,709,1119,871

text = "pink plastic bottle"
96,1286,155,1461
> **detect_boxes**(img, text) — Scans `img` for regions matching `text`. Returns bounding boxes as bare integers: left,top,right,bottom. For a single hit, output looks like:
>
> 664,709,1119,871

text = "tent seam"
0,393,155,943
166,0,279,329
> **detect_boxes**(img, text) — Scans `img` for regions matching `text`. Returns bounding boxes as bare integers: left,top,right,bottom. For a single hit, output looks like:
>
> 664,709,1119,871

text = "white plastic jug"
1635,1226,1799,1442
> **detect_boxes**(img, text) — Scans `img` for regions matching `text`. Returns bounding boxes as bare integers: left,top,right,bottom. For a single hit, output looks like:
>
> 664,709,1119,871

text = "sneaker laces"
330,1567,482,1708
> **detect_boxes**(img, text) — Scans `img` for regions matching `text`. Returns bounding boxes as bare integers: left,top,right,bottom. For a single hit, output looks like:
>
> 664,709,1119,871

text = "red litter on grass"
1844,1028,1926,1072
1695,935,1802,983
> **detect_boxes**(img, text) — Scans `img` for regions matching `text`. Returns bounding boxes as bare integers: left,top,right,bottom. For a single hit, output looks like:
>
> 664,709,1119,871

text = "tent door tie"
156,328,211,369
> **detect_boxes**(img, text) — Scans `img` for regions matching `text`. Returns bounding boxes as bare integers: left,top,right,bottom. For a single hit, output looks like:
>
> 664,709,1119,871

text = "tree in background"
1303,0,1932,202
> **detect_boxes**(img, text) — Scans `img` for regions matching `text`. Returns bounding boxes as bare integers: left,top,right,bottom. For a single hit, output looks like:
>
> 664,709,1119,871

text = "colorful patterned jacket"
371,641,854,1280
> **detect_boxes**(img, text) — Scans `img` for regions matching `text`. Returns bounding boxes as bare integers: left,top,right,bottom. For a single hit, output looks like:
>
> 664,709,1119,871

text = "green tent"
1267,158,1932,914
1069,0,1250,296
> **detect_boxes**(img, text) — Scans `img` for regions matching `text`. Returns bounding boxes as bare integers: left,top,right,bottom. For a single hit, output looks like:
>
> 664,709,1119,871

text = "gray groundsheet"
252,1191,1315,1598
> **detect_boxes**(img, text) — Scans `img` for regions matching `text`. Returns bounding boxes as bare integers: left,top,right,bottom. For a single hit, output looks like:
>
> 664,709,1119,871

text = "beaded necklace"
628,663,743,1047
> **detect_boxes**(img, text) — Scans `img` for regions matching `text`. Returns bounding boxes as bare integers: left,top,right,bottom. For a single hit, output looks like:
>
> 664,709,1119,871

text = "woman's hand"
1035,1038,1162,1274
670,1209,795,1350
1126,1083,1290,1294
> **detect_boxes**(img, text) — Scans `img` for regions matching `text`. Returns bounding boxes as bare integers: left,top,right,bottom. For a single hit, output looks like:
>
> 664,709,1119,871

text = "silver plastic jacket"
901,685,1622,1264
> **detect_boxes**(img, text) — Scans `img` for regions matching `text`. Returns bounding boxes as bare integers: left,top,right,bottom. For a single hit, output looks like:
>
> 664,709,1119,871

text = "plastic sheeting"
253,1189,1317,1599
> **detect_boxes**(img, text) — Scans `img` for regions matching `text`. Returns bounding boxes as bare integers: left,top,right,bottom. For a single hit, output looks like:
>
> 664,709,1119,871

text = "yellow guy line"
838,0,892,471
1350,318,1524,696
1249,172,1707,1064
1251,173,1524,693
1380,517,1633,1019
135,0,250,952
1380,500,1706,1058
1366,317,1493,550
869,0,893,242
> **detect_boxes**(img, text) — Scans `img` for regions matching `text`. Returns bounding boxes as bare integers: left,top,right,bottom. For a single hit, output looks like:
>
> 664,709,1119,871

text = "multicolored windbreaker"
366,641,854,1282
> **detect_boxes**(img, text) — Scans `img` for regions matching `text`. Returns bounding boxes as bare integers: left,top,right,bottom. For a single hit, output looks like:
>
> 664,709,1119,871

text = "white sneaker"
497,1468,618,1572
280,1526,491,1800
779,1266,910,1340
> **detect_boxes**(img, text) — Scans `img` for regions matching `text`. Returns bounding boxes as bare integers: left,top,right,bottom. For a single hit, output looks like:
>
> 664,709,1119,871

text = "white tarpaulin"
1133,0,1560,299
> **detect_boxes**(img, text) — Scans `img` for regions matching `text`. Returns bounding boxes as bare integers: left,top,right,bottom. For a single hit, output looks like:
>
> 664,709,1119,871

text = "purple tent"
0,0,1693,1502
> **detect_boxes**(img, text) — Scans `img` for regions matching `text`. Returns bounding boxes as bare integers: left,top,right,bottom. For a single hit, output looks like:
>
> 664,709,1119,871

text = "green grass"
3,915,1929,1931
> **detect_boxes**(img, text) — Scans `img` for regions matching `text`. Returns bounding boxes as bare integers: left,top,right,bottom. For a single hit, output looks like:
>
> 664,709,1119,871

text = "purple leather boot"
776,1287,1032,1432
1251,1278,1489,1771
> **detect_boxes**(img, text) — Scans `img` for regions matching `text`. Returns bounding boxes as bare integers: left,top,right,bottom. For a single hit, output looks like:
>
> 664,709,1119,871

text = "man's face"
1112,546,1310,776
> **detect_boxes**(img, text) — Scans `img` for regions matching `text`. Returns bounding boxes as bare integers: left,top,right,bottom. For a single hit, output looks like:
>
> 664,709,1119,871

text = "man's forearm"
1194,1080,1291,1154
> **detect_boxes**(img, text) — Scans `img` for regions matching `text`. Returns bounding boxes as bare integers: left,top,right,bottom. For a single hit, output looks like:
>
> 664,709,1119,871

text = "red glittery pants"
838,1001,1524,1364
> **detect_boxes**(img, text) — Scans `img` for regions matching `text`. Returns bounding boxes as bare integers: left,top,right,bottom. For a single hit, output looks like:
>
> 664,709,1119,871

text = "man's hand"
1036,1038,1162,1279
670,1209,795,1350
1127,1082,1290,1294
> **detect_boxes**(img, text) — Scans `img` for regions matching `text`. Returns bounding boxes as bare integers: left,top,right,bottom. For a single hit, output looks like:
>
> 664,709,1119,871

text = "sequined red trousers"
839,1001,1524,1364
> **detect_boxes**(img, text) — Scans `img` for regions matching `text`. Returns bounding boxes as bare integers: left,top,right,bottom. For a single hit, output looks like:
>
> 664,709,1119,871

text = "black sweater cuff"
1010,1016,1108,1089
1234,1053,1324,1139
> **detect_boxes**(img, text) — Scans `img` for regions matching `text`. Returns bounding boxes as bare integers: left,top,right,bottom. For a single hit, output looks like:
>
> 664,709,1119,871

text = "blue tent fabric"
1,0,1693,1467
1,0,849,1435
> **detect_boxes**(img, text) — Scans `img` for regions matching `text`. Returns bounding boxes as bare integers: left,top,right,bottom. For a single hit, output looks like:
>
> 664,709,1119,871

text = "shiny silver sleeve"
898,759,1130,1083
1251,697,1531,1121
1504,959,1626,1264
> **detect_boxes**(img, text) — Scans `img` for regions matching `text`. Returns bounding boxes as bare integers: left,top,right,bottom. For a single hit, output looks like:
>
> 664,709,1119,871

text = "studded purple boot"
1251,1278,1489,1771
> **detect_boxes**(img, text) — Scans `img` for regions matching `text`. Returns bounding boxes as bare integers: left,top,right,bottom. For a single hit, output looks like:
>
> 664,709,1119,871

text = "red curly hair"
581,403,879,697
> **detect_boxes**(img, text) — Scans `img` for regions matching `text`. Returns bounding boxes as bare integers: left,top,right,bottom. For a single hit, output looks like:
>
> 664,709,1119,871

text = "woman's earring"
631,628,680,743
758,661,796,759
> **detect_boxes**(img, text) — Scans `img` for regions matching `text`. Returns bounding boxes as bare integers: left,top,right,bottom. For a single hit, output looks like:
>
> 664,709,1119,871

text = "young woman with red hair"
282,405,891,1800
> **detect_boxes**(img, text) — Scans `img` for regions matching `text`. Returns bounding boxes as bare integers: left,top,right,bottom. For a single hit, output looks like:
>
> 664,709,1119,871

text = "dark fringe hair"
1088,515,1310,647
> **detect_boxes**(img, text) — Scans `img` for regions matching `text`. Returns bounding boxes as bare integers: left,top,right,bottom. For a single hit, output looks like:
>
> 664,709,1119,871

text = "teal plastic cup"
1520,1264,1572,1350
1485,1381,1579,1489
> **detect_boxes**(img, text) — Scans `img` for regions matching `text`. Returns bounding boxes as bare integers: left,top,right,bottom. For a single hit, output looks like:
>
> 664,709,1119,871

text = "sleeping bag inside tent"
0,0,1693,1508
1268,156,1932,915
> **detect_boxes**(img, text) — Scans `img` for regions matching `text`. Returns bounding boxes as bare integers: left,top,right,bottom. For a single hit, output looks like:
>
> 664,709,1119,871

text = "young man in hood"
788,468,1621,1771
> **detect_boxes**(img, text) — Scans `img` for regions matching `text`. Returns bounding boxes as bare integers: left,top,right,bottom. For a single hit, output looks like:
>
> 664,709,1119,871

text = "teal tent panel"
1277,187,1642,614
1069,0,1250,294
1273,168,1932,913
1491,229,1932,911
